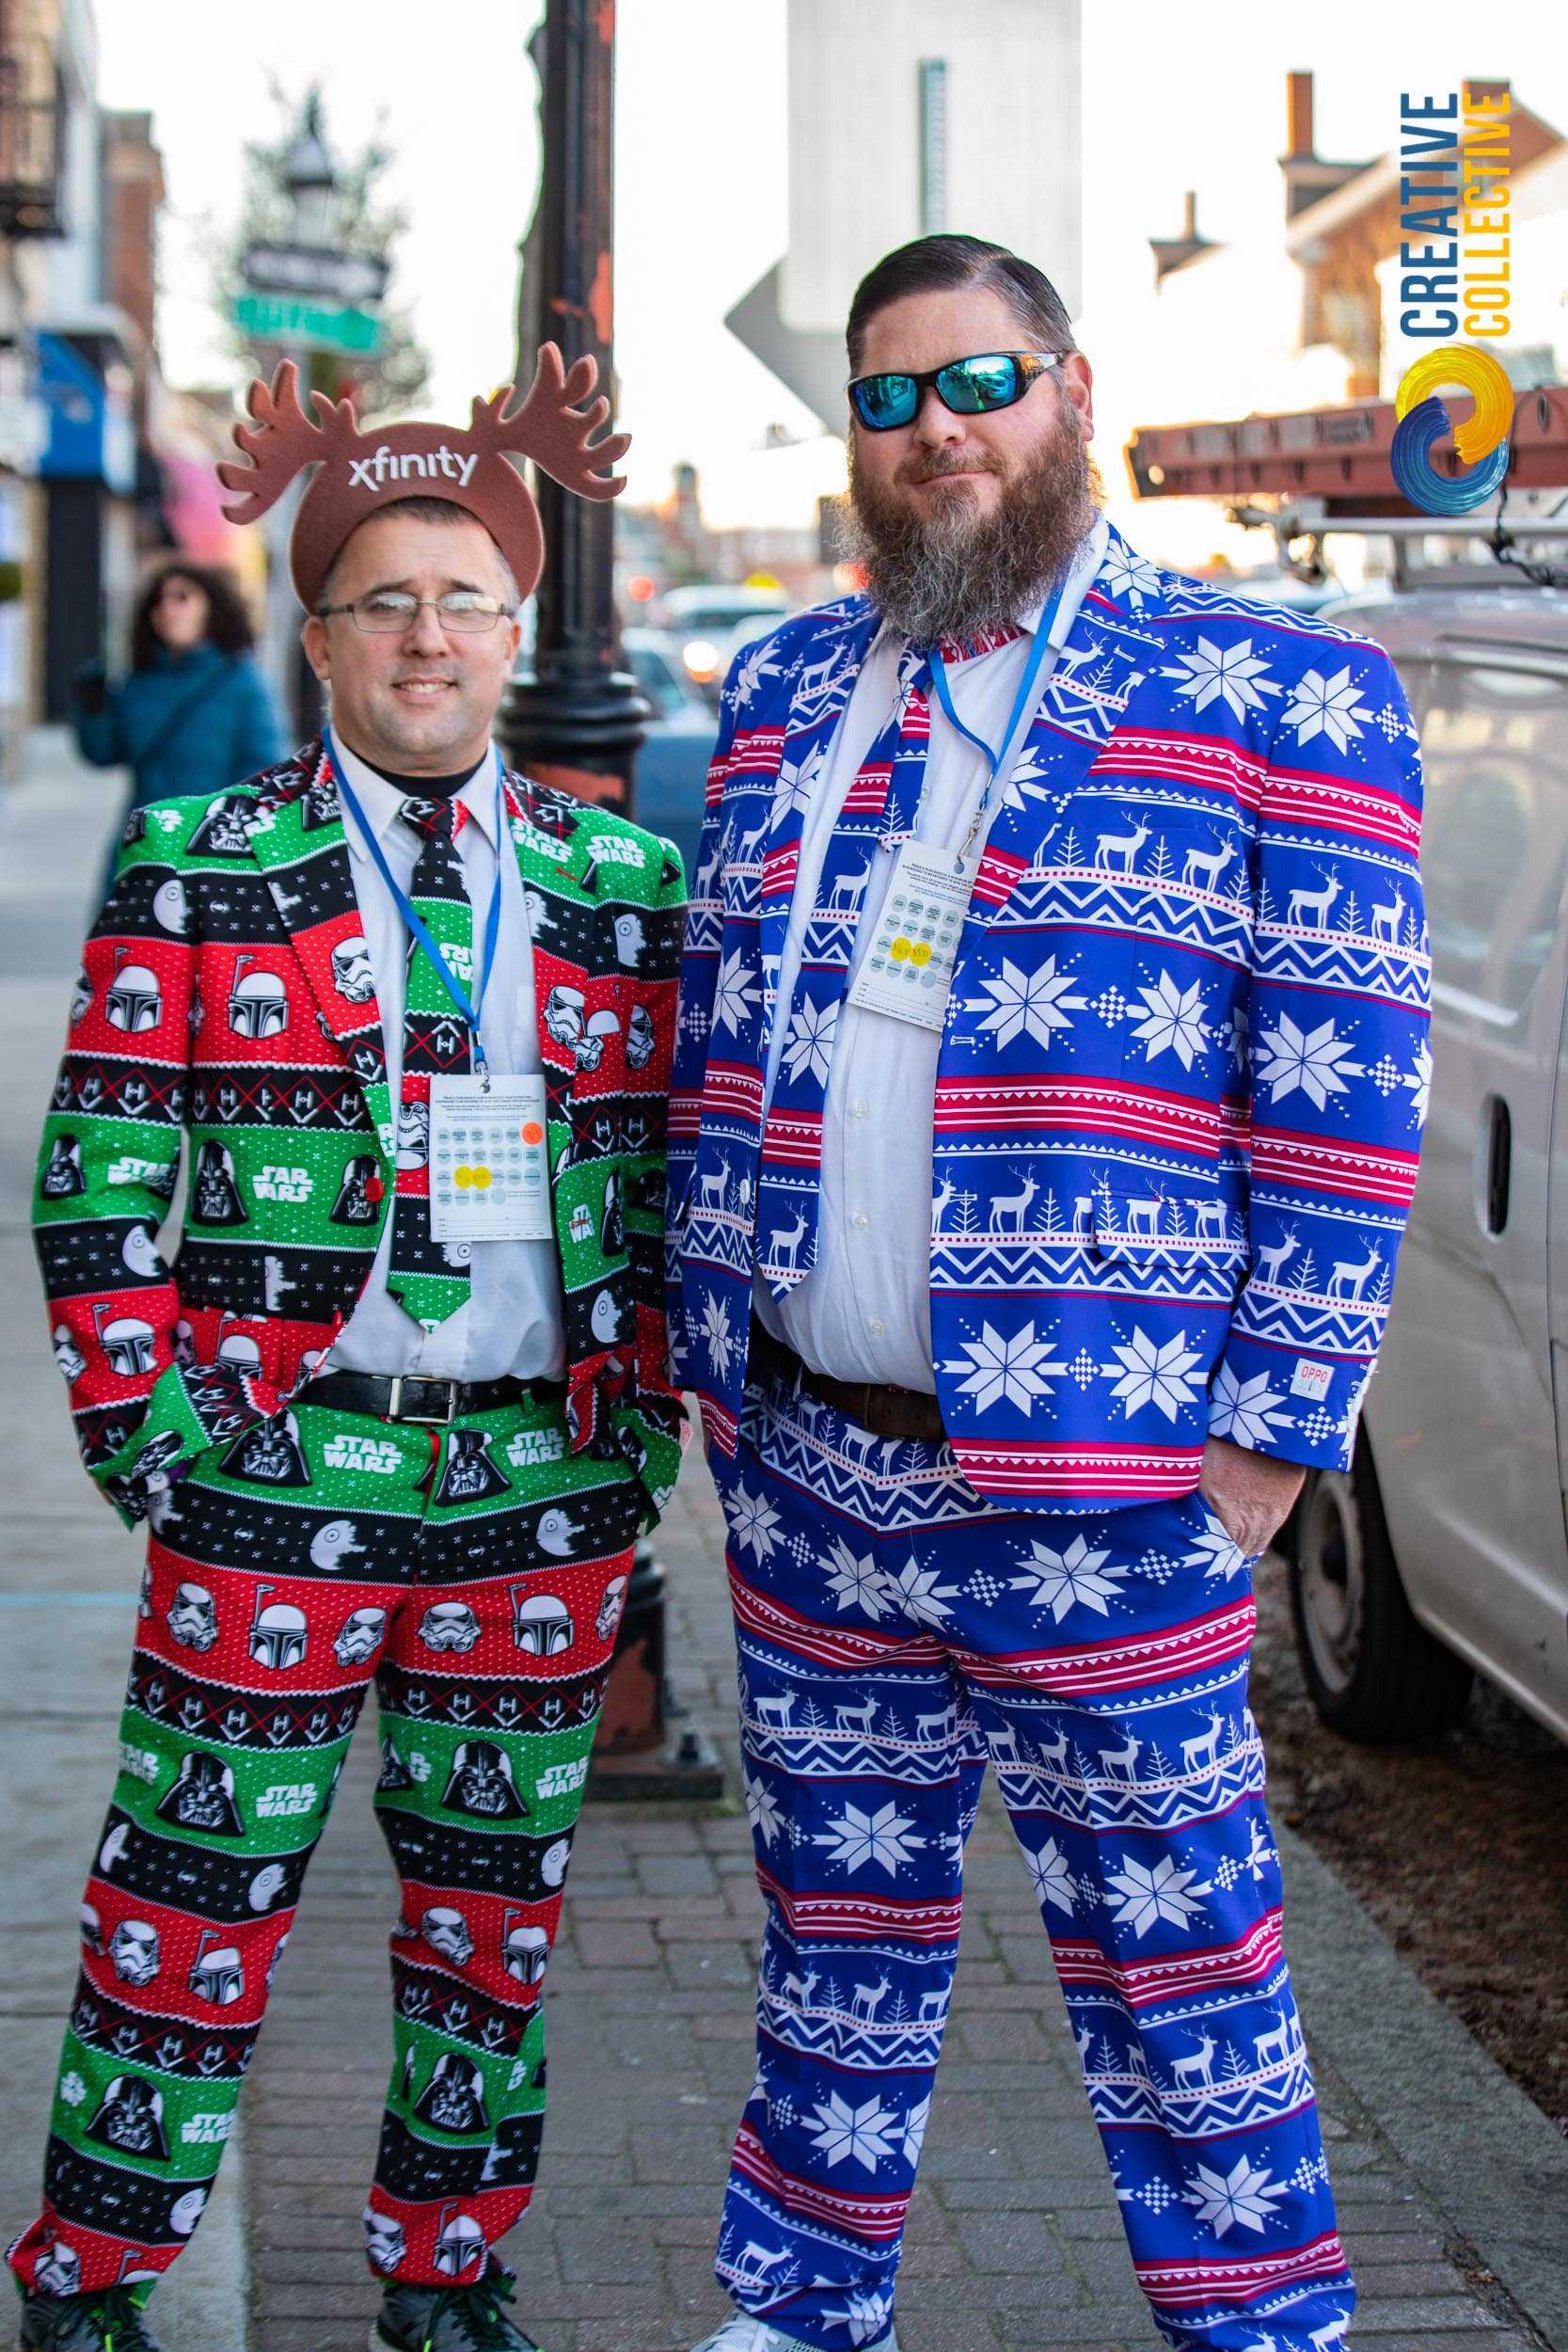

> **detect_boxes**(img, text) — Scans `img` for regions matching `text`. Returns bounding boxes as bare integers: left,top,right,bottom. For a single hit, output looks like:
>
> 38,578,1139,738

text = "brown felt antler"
216,360,365,523
472,342,630,501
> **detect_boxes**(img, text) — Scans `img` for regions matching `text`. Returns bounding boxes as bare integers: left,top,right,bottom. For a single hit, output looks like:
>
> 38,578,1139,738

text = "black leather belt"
749,1319,947,1444
302,1371,563,1425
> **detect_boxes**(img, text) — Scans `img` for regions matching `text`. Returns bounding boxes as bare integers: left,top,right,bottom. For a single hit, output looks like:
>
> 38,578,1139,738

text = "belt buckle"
388,1375,457,1425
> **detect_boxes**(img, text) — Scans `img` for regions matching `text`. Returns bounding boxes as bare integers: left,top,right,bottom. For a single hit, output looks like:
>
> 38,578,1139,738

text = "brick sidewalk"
244,1457,1541,2352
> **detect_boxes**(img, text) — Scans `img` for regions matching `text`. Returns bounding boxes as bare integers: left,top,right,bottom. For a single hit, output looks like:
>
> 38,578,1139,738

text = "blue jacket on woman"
74,642,285,810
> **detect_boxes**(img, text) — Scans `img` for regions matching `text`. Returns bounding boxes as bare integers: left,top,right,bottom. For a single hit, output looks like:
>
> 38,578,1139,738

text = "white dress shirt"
753,515,1108,1391
328,736,567,1382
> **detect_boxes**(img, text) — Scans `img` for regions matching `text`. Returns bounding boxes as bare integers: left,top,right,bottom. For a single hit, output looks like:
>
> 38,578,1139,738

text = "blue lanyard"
324,726,506,1083
926,585,1066,854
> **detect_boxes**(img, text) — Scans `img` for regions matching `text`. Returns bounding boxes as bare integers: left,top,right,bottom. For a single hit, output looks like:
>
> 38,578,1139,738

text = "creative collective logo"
1391,85,1513,515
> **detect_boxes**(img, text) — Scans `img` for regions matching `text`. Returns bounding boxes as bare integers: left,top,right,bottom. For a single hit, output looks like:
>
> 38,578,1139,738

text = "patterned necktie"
756,627,1026,1298
386,793,477,1329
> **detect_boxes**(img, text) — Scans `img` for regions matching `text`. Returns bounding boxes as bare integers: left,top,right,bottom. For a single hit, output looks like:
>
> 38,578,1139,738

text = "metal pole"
499,0,650,814
506,0,718,1803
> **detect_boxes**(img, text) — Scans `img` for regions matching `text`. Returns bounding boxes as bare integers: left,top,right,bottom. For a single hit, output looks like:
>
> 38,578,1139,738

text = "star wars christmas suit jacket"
36,739,687,1531
667,525,1432,1507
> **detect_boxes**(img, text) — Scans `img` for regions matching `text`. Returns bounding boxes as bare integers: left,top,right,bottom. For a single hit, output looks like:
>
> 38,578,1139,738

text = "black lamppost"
505,0,719,1802
499,0,648,813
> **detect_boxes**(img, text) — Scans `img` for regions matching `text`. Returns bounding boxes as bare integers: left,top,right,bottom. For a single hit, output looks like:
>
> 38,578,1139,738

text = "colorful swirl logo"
1390,346,1513,516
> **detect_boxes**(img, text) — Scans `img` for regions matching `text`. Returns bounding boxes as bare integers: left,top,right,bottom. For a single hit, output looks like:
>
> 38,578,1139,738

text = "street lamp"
504,0,719,1804
281,92,339,248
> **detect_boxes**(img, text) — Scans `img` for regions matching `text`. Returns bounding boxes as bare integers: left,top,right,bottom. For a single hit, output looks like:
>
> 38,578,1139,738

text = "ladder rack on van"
1124,385,1568,589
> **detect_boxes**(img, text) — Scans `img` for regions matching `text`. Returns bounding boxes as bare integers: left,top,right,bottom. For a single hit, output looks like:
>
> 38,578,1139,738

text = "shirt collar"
334,736,497,858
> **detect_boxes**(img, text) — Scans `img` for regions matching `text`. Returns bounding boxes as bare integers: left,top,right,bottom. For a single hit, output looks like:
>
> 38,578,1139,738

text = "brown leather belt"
748,1318,947,1444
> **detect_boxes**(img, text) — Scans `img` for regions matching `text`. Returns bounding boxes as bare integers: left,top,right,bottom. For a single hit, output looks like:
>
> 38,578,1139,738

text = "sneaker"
17,2292,163,2352
371,2275,543,2352
689,2318,898,2352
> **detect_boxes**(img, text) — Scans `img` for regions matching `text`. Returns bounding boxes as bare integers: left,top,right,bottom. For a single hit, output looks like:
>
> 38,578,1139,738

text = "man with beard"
669,236,1430,2352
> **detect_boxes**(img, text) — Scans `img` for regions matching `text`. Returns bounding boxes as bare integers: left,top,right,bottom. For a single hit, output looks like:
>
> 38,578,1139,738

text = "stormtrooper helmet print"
595,1573,629,1644
395,1100,430,1169
419,1600,481,1654
333,1607,387,1668
626,1000,655,1069
420,1907,474,1965
33,2240,81,2298
330,933,375,1003
542,984,586,1054
167,1581,218,1652
69,967,93,1025
108,1918,161,1988
362,2206,406,2275
51,1324,87,1384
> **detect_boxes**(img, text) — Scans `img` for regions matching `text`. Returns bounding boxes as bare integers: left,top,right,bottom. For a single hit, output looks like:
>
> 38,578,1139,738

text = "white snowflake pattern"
773,739,829,819
1010,1534,1129,1622
1208,1362,1296,1450
1162,636,1280,722
1184,1513,1244,1581
59,2070,87,2107
1101,1327,1207,1422
816,1800,927,1876
1027,1835,1078,1915
1105,1851,1214,1937
994,748,1057,813
730,1481,782,1562
699,1290,736,1379
780,993,839,1088
1100,540,1164,608
968,955,1087,1048
1279,664,1370,753
823,1535,899,1621
943,1320,1069,1416
746,1772,784,1848
733,637,786,709
1253,1011,1367,1109
808,2090,901,2173
890,1558,961,1629
899,2092,933,2167
711,947,760,1039
1129,968,1210,1069
1183,2153,1289,2238
1404,1037,1432,1126
821,2290,895,2347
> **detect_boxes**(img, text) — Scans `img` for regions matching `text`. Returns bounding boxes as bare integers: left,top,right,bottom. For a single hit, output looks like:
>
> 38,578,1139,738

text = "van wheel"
1289,1441,1474,1742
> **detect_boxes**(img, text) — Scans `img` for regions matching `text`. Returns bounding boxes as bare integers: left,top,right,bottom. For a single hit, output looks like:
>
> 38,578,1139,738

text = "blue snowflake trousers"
707,1367,1354,2352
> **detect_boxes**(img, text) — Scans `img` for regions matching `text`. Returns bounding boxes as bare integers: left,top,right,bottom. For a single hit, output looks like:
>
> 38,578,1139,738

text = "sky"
97,0,1568,538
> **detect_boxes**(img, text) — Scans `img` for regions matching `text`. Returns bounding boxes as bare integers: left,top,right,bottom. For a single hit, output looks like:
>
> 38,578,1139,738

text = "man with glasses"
14,355,687,2352
670,236,1429,2352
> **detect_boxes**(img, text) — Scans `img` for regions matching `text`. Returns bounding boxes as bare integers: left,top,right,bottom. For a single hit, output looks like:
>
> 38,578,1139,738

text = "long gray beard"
845,426,1098,648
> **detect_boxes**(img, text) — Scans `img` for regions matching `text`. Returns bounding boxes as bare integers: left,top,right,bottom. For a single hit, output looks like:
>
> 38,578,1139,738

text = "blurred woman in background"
74,558,284,898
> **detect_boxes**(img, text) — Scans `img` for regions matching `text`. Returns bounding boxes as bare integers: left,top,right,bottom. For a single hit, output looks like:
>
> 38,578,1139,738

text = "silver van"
1281,575,1568,1747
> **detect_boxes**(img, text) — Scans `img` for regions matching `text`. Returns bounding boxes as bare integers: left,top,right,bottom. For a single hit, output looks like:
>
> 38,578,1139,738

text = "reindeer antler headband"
216,342,630,612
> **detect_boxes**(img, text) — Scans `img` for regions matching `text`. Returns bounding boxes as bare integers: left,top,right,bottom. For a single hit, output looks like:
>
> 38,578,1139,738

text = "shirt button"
867,1317,886,1337
852,1212,870,1232
850,1099,869,1120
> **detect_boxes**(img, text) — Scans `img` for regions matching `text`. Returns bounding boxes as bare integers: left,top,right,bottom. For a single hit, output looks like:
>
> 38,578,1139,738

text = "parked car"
665,582,791,700
1277,571,1568,1747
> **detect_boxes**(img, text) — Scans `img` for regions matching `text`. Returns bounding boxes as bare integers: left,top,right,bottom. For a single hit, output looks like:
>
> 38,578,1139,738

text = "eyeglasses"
316,590,515,634
847,350,1063,432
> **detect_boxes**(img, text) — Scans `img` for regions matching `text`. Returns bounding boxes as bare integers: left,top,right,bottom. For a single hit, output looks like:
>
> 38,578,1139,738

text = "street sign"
231,293,383,357
242,241,389,307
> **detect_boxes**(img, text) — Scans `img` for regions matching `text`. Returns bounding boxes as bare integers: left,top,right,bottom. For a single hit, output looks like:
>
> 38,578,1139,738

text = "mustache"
896,451,1002,486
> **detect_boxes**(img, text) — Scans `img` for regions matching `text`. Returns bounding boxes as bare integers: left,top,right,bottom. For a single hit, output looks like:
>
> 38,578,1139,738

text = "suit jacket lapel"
758,601,881,996
244,739,394,1161
964,524,1169,930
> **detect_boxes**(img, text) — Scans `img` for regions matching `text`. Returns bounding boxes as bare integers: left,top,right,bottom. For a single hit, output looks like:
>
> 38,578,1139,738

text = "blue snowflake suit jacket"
667,524,1431,1512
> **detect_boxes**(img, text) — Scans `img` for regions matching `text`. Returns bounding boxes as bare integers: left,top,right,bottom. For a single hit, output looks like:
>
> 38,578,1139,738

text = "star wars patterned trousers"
8,1388,641,2301
707,1366,1353,2352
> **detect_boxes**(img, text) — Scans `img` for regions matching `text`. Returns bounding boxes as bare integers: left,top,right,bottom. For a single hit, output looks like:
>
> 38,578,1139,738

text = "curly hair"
131,561,258,671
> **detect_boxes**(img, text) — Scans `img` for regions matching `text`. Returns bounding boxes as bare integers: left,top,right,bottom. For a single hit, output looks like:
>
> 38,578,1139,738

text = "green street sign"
231,292,383,357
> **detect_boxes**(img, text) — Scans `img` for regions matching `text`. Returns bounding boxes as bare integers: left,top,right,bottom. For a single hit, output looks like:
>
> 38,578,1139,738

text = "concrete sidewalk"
4,731,1566,2352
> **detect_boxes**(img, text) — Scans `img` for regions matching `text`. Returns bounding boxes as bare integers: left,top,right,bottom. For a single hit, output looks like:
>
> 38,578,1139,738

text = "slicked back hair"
846,234,1077,374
